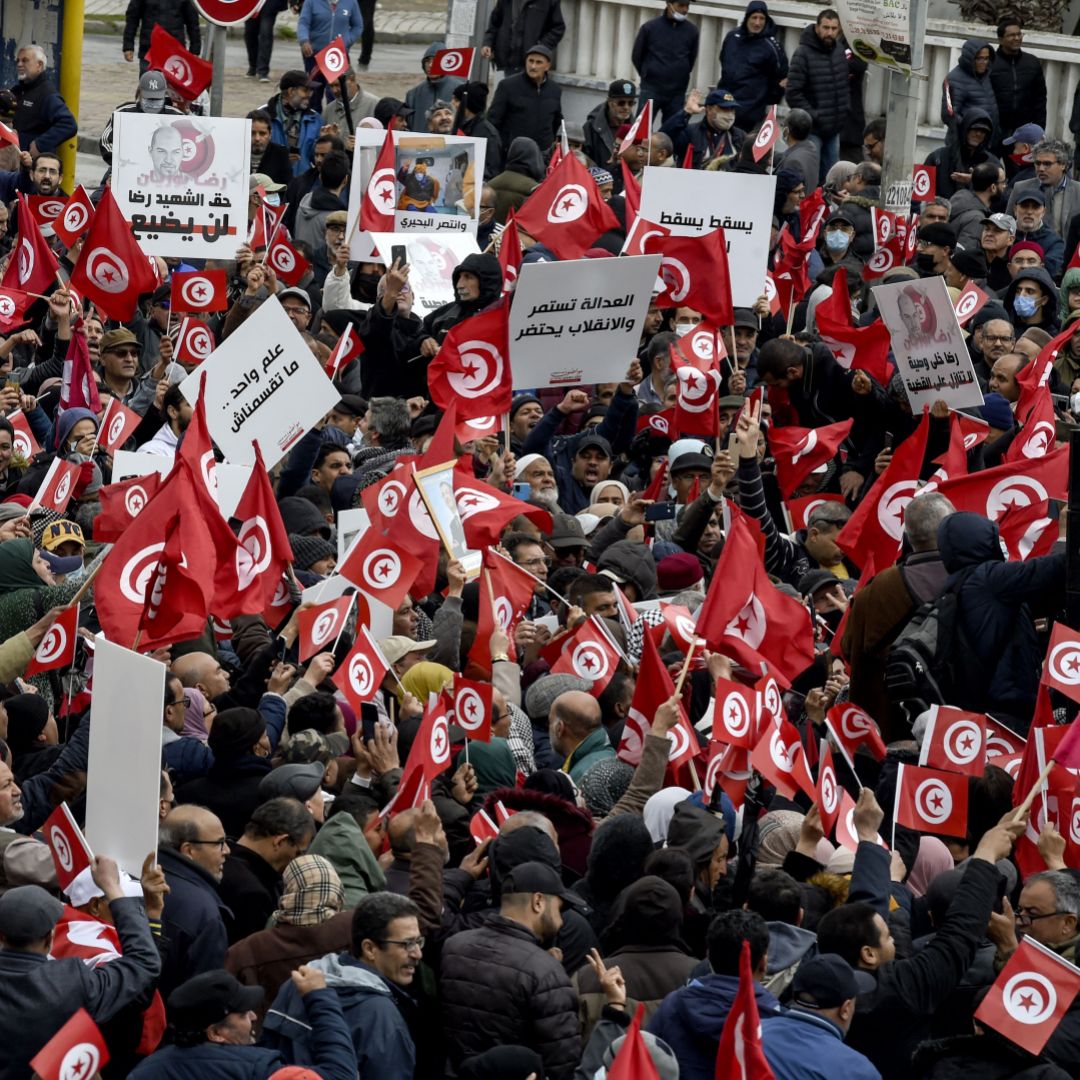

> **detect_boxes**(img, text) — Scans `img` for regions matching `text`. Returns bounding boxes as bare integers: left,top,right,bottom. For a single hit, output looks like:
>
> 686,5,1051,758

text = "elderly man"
98,328,159,415
1012,190,1064,277
322,67,380,138
515,453,560,510
11,44,77,157
969,313,1015,384
172,651,232,707
549,690,615,785
980,211,1016,290
583,79,637,169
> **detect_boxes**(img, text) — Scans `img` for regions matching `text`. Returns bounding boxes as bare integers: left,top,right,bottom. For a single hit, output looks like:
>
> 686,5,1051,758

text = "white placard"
638,168,777,308
111,112,251,259
368,232,481,317
347,129,487,259
509,255,660,389
179,297,340,468
216,463,253,519
85,636,167,879
112,449,173,482
337,507,369,564
872,277,984,411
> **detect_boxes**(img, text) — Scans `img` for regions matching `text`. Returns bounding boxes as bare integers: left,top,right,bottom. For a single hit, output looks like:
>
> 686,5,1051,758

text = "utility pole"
880,0,929,216
209,24,226,117
444,0,492,83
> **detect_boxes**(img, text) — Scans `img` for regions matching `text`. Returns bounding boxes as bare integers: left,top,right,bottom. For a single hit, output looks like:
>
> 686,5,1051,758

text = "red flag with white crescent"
361,128,398,234
25,604,79,677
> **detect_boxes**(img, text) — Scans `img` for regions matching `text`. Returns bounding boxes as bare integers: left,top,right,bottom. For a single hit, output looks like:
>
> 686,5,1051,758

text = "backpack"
884,569,979,719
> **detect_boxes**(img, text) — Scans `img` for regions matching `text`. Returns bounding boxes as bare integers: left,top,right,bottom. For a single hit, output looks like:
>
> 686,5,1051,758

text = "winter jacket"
1009,176,1080,241
297,0,363,52
488,71,563,156
157,846,232,1000
948,187,995,252
719,1,788,131
130,988,356,1080
648,973,782,1080
786,23,850,139
406,45,466,133
266,91,323,177
660,109,746,171
263,952,415,1080
763,1008,881,1079
564,727,616,785
306,810,387,907
1002,266,1062,335
483,0,566,73
632,12,700,98
764,921,818,998
410,251,503,347
293,183,348,250
489,164,539,223
161,729,212,786
440,915,581,1079
0,898,160,1080
456,111,504,177
10,71,77,155
941,40,998,144
937,512,1064,720
989,47,1047,139
841,188,881,260
323,85,380,132
583,100,619,171
219,844,283,946
123,0,201,58
923,108,1003,201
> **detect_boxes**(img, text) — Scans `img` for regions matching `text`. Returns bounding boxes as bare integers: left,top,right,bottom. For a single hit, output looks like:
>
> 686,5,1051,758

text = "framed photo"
413,461,482,578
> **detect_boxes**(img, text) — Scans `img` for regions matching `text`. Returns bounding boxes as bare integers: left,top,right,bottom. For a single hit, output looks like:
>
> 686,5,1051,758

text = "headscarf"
643,787,692,844
5,693,50,753
270,855,345,927
589,480,631,507
601,875,686,952
755,810,805,869
181,687,210,742
578,757,633,817
0,539,47,593
906,835,955,897
466,738,517,796
398,661,454,703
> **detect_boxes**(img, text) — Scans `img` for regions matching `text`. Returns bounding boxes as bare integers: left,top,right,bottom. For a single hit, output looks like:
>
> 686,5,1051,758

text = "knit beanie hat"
5,693,50,752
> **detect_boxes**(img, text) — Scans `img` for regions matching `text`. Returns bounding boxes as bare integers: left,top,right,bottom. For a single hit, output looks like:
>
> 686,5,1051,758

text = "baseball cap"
732,308,758,330
575,433,612,458
139,70,167,101
41,519,84,552
608,79,637,99
501,860,586,909
278,286,311,309
374,97,414,127
1002,123,1045,146
791,954,876,1008
167,971,265,1031
280,70,317,90
981,212,1016,233
379,636,437,665
798,568,841,596
668,438,713,474
258,762,326,802
545,513,587,549
705,88,739,108
1016,188,1046,206
250,173,286,194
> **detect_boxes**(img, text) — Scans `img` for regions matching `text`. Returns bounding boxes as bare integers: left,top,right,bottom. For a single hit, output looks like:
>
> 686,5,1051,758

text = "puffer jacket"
786,22,849,139
941,39,998,143
413,251,503,344
122,0,201,58
937,511,1064,719
719,0,788,130
440,915,581,1079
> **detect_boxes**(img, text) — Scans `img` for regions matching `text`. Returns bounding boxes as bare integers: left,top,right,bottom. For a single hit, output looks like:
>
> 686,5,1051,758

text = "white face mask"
1071,391,1080,414
671,10,687,20
264,193,281,207
675,323,696,337
711,111,735,131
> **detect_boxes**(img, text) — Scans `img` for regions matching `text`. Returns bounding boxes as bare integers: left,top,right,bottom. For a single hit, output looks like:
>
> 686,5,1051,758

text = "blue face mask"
825,229,849,252
1013,293,1038,318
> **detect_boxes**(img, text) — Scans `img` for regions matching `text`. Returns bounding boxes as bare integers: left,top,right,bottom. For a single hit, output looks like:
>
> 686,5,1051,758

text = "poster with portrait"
414,461,482,577
347,129,487,258
368,231,480,316
111,112,251,259
873,276,984,411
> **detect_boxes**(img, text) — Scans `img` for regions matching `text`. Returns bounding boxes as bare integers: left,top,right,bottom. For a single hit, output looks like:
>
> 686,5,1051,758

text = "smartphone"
511,482,531,500
360,703,380,743
645,503,677,522
390,244,407,268
883,431,894,451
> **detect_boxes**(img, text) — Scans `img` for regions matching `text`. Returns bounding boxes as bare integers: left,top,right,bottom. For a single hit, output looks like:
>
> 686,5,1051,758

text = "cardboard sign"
368,231,480,317
114,449,173,481
638,168,776,307
111,112,251,259
179,297,340,468
509,255,660,388
873,276,984,411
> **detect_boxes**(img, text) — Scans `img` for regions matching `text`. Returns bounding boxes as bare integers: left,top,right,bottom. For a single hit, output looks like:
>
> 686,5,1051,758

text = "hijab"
0,539,46,593
270,855,345,927
181,687,211,742
465,738,517,796
906,835,955,897
398,661,454,703
643,787,692,844
589,480,631,506
756,810,805,869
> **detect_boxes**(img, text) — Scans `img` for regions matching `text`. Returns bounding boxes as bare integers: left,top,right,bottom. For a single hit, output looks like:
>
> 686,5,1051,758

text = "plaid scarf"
270,854,345,927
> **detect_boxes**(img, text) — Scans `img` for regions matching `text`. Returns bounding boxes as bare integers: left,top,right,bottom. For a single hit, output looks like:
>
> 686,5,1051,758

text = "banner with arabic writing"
179,297,340,468
111,112,251,259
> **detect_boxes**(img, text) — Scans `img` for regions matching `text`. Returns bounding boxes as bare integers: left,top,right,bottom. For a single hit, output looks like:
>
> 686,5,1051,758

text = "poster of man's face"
149,124,184,178
414,462,481,576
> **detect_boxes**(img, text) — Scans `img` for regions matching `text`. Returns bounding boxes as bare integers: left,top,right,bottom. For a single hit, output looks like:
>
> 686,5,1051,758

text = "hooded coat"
786,22,850,139
719,1,788,130
1002,266,1062,335
489,136,544,222
937,512,1064,719
923,107,1003,201
941,40,998,143
416,251,503,343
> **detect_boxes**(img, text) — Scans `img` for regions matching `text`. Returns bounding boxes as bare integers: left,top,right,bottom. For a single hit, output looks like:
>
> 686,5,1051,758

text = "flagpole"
67,560,103,607
490,547,571,608
327,593,356,660
1015,759,1055,818
88,398,111,457
673,638,699,695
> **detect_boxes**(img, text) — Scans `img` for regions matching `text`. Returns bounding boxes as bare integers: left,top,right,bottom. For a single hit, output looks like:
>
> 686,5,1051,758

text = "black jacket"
123,0,202,57
660,109,746,170
157,846,232,999
219,845,284,945
990,48,1047,139
255,141,294,188
941,39,999,144
10,71,77,155
456,112,504,178
718,0,788,130
483,0,566,73
632,12,700,97
412,251,503,345
786,22,850,139
175,755,275,840
488,71,562,156
440,915,581,1079
923,107,1003,201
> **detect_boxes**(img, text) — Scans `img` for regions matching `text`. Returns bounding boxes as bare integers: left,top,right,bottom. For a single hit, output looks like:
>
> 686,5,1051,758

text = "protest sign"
338,508,369,563
112,449,173,481
835,0,914,74
216,463,253,519
85,636,166,879
509,255,660,388
414,461,482,577
873,276,984,411
638,168,776,307
179,297,339,468
347,129,487,255
111,112,251,259
368,231,480,317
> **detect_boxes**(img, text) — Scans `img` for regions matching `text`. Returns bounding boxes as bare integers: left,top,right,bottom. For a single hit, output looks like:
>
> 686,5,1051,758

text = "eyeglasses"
1034,160,1058,169
108,347,141,358
379,936,425,951
186,837,228,850
862,140,879,152
982,334,1014,343
169,696,191,708
1015,907,1068,924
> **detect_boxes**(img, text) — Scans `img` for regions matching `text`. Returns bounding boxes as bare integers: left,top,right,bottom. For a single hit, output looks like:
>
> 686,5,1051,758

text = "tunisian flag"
975,937,1080,1056
695,512,816,686
427,304,513,419
514,151,619,261
144,24,213,98
750,716,816,801
642,226,735,326
549,616,622,695
24,604,79,677
769,418,853,497
918,705,986,777
814,270,893,386
670,347,722,438
715,940,776,1079
466,550,536,677
893,762,968,837
361,128,398,233
3,194,60,297
454,465,551,550
30,1008,110,1080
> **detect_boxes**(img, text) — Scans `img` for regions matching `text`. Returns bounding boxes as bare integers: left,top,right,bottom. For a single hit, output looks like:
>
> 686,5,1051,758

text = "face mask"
825,229,849,252
711,111,735,131
915,252,938,274
1071,392,1080,414
671,10,687,19
1013,293,1039,318
675,323,695,337
142,98,164,115
356,272,382,301
263,193,281,207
